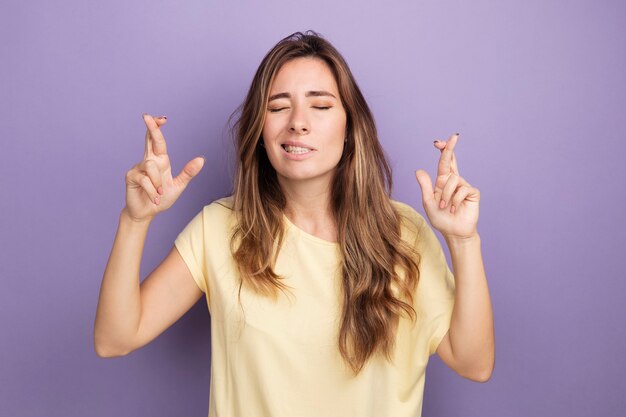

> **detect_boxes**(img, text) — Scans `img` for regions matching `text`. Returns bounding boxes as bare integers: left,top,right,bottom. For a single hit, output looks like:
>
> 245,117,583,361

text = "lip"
280,142,316,161
280,140,317,150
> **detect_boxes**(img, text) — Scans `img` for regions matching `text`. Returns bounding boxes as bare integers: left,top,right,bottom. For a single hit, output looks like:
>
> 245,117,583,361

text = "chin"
277,167,335,183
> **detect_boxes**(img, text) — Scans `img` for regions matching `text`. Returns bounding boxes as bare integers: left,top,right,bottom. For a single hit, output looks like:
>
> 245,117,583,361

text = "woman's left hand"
415,133,480,240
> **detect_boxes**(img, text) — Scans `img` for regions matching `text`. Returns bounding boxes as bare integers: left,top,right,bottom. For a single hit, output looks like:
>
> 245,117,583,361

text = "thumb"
174,156,205,188
415,170,436,208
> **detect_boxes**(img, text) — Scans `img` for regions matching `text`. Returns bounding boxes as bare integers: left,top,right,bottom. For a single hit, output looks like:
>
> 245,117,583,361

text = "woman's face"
262,57,347,186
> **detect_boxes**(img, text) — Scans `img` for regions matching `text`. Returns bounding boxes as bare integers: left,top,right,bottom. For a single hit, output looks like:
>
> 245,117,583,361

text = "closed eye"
268,106,331,112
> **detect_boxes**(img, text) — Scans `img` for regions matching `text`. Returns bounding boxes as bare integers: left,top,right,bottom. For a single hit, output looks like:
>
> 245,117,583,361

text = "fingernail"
142,113,147,118
439,199,446,209
154,196,160,205
159,115,167,119
451,205,456,214
157,186,163,195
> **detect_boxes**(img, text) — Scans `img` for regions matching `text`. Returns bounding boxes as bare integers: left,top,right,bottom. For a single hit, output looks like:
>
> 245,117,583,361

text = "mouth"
280,143,316,154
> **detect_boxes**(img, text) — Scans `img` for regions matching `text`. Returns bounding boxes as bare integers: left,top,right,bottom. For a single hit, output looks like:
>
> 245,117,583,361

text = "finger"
414,169,436,209
433,174,446,204
451,151,459,175
437,173,470,206
457,174,470,187
434,139,459,175
434,140,446,150
437,133,460,177
445,133,459,151
142,114,166,158
449,185,472,214
439,173,460,209
131,170,161,205
143,113,168,157
143,114,166,157
143,114,152,158
173,156,205,188
140,159,163,195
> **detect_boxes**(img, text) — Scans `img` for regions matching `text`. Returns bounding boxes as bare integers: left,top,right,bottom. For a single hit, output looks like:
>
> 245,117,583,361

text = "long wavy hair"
230,31,421,375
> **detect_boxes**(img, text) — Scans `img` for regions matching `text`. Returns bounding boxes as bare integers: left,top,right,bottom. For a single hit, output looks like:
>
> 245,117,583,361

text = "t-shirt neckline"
282,214,339,247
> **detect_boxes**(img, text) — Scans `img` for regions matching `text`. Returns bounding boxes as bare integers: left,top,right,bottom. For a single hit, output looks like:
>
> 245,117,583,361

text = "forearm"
94,209,151,357
445,233,495,379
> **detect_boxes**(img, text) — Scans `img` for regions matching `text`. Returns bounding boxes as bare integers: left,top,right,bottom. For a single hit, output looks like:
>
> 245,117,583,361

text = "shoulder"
390,200,427,235
391,200,447,259
390,200,442,254
207,195,235,212
195,195,236,227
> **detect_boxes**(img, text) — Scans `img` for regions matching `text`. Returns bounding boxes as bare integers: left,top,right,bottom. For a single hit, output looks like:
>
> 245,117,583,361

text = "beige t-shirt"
174,196,455,417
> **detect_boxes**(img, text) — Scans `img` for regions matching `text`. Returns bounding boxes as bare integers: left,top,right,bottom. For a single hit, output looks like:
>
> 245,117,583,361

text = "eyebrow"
268,90,337,102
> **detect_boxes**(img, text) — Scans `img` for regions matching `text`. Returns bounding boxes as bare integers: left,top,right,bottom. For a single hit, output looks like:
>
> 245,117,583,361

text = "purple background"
1,0,624,416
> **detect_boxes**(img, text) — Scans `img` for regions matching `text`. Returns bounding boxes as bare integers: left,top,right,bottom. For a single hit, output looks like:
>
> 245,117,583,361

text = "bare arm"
93,209,150,357
415,133,494,381
93,114,205,357
94,211,205,357
436,234,494,382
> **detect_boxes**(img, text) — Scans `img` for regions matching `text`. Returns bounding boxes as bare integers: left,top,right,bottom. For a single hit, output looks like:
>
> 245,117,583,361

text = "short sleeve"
414,216,456,356
174,209,208,294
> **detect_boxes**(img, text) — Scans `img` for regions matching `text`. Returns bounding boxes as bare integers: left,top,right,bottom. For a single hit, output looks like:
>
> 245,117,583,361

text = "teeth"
284,145,312,154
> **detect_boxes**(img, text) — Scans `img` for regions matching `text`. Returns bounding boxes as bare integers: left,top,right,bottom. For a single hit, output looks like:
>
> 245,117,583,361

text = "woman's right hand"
123,113,205,223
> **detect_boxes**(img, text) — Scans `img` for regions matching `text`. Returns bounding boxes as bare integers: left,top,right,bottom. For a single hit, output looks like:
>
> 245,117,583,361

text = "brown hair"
230,31,421,375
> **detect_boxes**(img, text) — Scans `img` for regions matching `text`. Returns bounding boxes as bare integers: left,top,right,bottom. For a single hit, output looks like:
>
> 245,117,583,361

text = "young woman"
95,31,494,416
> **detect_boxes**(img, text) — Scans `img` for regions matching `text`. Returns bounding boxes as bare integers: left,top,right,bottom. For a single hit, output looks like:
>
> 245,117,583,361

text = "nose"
288,105,309,135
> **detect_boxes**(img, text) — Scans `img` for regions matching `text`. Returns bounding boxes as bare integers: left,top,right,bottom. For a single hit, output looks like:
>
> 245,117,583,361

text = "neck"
278,174,337,242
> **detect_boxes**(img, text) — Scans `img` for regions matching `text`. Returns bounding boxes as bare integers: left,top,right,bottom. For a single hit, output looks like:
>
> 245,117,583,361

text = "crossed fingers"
143,113,168,158
433,133,473,211
435,133,460,176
